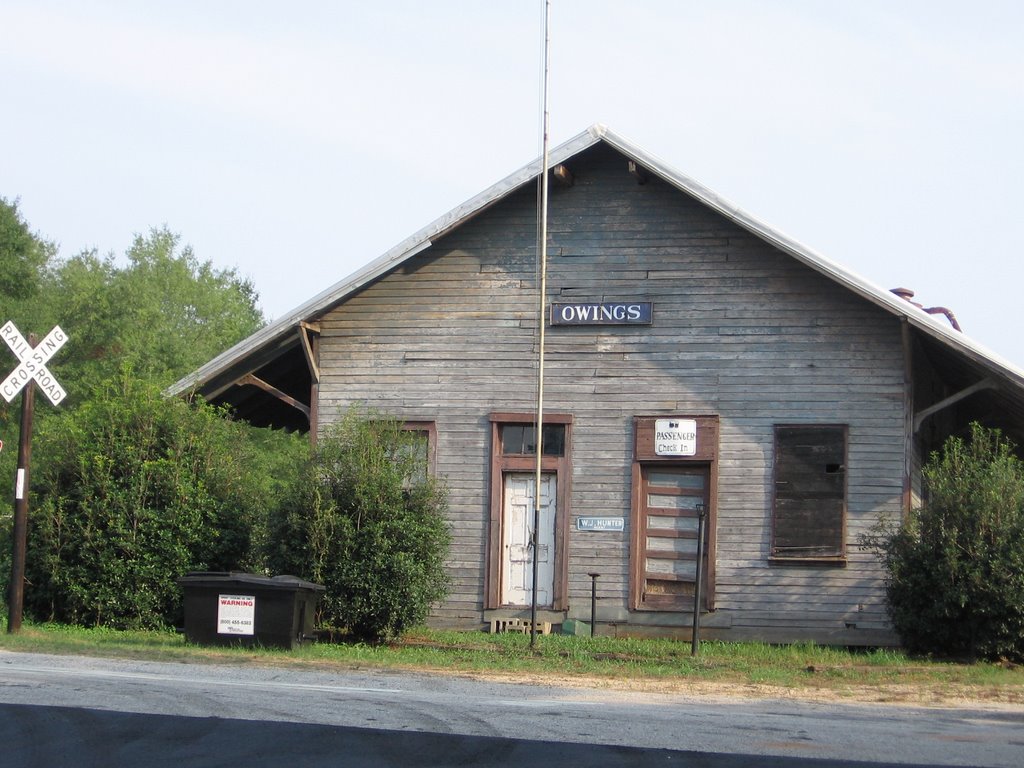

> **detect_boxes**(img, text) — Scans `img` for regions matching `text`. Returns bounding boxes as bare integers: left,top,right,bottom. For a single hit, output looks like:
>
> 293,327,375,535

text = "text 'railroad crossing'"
1,321,68,406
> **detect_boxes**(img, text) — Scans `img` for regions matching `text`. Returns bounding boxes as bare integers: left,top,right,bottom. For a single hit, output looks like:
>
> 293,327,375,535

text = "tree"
0,197,55,428
21,369,308,629
0,198,56,599
270,411,451,642
875,423,1024,660
2,220,264,430
0,197,53,303
1,210,272,625
41,227,264,388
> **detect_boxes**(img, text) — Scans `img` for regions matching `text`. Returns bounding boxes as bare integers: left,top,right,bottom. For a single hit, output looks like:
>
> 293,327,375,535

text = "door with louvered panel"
637,465,710,611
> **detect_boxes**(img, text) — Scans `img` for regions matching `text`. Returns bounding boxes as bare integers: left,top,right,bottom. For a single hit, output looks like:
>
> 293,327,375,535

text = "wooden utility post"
2,322,69,633
8,369,35,633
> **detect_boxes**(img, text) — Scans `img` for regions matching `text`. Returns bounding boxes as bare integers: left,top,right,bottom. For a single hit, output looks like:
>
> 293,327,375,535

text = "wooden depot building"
171,125,1024,645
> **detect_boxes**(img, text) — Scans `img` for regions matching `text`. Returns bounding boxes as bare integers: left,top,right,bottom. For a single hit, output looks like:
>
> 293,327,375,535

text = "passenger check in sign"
1,321,68,405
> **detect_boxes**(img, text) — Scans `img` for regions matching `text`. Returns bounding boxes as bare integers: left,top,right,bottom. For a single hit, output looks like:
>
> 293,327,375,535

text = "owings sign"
550,302,652,326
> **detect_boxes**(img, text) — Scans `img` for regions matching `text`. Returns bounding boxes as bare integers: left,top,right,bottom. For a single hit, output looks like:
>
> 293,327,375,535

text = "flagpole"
530,0,552,649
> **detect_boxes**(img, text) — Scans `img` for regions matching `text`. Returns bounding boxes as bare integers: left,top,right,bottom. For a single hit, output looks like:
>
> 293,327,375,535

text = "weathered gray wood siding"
317,143,904,643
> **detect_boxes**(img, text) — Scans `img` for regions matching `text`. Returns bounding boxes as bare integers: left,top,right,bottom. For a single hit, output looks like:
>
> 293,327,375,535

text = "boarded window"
771,425,847,561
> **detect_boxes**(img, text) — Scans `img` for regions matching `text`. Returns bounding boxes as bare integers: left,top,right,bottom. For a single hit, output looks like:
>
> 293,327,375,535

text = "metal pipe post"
530,0,553,652
690,503,707,656
588,572,599,637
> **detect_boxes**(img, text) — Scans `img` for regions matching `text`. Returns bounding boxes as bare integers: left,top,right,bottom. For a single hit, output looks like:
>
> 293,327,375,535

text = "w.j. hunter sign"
550,302,653,326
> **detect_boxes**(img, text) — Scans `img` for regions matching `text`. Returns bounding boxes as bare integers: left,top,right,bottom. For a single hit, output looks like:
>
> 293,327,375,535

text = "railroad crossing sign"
1,321,67,406
4,320,69,635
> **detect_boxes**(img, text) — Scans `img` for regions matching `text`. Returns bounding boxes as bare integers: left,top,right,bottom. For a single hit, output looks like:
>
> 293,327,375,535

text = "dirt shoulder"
3,635,1021,711
401,665,1024,710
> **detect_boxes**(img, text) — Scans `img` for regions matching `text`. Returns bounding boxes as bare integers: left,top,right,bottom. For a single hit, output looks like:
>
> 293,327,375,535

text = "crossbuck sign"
1,321,68,406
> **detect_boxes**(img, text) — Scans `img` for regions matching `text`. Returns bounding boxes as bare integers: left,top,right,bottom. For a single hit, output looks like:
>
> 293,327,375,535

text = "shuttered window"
771,425,847,562
630,415,719,611
635,465,710,610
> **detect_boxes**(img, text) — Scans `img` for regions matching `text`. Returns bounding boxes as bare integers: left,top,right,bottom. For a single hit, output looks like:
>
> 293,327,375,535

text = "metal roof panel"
169,124,1024,400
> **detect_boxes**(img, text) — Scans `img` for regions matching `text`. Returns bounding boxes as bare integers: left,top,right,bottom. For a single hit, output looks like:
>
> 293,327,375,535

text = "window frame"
630,415,719,612
770,424,848,565
401,420,437,477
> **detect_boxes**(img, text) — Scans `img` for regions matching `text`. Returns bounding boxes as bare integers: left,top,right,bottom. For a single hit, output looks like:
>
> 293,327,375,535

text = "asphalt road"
0,650,1020,767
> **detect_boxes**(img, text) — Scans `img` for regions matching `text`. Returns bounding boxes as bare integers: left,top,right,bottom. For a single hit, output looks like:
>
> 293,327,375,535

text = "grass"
0,621,1021,705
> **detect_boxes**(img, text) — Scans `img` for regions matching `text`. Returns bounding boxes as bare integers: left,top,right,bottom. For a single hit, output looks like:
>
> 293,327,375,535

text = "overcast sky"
3,1,1022,365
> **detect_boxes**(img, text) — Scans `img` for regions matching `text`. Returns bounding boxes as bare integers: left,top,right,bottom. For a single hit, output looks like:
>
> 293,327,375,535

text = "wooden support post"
913,378,996,433
8,336,36,634
901,320,914,516
237,373,311,420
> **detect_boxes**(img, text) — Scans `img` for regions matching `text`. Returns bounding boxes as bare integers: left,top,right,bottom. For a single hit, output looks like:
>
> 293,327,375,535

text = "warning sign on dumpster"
217,594,255,635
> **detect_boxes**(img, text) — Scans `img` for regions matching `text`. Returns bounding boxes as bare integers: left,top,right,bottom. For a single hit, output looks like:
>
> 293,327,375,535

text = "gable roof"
168,124,1024,434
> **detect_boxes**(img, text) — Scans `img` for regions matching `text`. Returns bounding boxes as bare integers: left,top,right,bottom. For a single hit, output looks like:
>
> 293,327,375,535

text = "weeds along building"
170,125,1024,645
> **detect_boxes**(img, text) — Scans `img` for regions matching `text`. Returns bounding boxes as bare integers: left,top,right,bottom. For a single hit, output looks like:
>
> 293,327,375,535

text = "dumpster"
178,572,324,650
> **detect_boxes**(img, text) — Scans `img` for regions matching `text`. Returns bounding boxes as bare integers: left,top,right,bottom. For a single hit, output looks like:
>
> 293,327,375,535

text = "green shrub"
877,423,1024,660
270,410,451,642
21,369,307,629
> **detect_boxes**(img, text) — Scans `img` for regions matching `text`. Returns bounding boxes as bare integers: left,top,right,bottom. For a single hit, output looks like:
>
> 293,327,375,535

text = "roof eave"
170,123,1024,402
596,126,1024,390
167,126,608,397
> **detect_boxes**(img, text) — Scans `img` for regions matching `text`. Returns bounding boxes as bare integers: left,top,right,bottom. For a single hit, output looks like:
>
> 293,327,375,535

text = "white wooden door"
501,472,556,606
